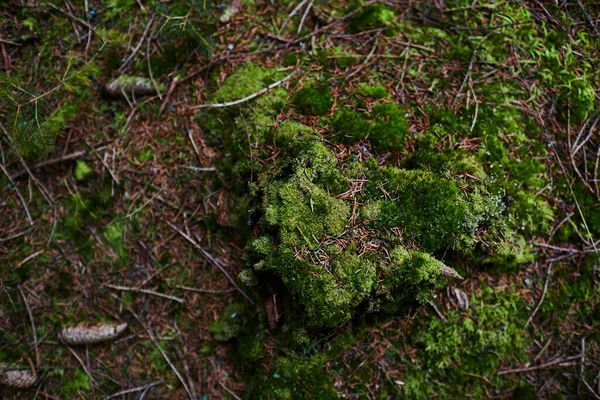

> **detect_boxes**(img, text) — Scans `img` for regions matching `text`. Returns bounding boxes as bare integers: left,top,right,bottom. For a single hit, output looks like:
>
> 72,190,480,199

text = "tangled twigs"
498,354,582,375
102,380,164,400
167,222,254,304
9,144,109,181
129,309,195,400
525,263,552,328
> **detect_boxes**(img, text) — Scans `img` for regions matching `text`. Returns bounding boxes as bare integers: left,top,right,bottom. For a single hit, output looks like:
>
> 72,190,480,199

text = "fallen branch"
190,71,296,109
167,222,254,304
498,354,581,375
103,380,164,400
105,283,185,304
19,288,39,366
129,309,195,400
10,145,109,181
525,263,552,328
176,285,236,295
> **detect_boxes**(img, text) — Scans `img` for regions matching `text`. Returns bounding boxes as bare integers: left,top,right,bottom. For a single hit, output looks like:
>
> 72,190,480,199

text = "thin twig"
190,71,296,109
119,15,155,72
280,0,308,31
47,3,96,31
67,346,97,388
0,38,19,45
129,309,195,400
9,145,109,180
176,286,236,295
297,0,313,35
0,163,34,225
498,354,582,375
105,283,184,304
218,381,241,400
344,36,380,82
427,300,446,322
19,288,39,366
182,166,217,172
16,250,44,269
525,263,552,328
85,141,120,184
167,222,254,304
102,380,164,400
451,33,492,109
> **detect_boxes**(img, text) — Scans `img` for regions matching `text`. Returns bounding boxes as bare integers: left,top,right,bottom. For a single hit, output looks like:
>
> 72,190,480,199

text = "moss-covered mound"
199,65,553,330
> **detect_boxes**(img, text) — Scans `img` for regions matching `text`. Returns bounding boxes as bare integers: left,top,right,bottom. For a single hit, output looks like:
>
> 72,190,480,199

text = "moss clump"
293,83,333,116
251,354,337,399
347,3,397,35
401,286,530,399
74,160,94,181
200,67,552,332
327,107,370,143
327,101,409,151
356,83,390,100
368,102,409,151
244,122,526,329
209,302,247,341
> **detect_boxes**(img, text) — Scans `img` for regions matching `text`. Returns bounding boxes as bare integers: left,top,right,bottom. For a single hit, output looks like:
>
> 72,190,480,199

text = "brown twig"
102,380,164,400
9,145,109,181
525,263,552,328
129,309,195,400
498,354,581,375
105,283,185,304
176,286,236,295
19,288,39,366
167,222,254,304
119,15,156,73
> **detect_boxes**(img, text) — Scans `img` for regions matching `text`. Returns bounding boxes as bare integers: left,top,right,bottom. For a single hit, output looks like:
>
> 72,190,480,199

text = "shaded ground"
1,0,600,399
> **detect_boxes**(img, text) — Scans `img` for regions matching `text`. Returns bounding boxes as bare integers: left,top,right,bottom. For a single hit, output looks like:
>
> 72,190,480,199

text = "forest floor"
1,0,600,399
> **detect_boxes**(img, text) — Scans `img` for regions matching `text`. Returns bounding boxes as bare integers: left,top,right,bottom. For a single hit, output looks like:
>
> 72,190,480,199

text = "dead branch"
190,71,296,109
167,222,255,304
105,283,185,304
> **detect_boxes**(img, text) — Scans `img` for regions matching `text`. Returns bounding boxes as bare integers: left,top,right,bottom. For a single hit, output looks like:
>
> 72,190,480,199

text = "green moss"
356,83,390,100
330,46,357,69
347,3,397,35
209,302,247,341
368,102,409,151
104,220,128,260
293,83,333,116
401,286,530,399
282,52,298,67
327,107,370,143
327,101,409,151
252,354,337,399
